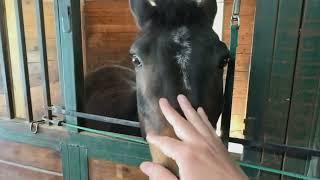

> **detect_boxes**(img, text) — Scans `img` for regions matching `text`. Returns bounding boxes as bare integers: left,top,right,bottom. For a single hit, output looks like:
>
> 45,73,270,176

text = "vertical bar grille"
0,0,14,119
14,0,33,121
35,0,52,119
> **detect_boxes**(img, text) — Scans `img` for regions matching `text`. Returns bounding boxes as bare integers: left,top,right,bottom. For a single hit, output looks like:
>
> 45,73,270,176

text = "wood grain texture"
89,159,147,180
83,0,139,74
0,161,62,180
0,139,62,173
223,0,256,138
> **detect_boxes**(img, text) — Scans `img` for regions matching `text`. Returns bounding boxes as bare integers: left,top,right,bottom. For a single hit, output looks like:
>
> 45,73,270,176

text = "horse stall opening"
81,0,256,144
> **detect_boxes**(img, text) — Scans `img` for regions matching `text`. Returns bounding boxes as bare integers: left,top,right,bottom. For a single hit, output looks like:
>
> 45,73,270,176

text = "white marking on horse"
172,26,192,91
148,0,157,6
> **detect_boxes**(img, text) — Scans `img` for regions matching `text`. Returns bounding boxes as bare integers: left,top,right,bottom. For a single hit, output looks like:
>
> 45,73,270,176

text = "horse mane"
149,0,210,27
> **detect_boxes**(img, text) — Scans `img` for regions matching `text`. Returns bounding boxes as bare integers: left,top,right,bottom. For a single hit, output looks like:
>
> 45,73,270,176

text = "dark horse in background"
83,0,230,175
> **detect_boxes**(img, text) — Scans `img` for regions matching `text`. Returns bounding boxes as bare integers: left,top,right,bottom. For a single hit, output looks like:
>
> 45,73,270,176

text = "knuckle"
180,146,197,162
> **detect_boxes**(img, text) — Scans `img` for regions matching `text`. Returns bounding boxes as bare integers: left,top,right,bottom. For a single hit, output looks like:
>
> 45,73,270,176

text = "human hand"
140,94,248,180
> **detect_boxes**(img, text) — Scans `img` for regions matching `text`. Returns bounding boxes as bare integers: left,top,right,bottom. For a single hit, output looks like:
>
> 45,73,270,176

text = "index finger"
159,98,202,142
147,134,186,162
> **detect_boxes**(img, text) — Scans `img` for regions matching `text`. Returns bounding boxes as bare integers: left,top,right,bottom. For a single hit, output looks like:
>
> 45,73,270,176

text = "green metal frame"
0,120,151,178
0,1,151,179
244,0,320,179
55,0,84,129
53,0,151,178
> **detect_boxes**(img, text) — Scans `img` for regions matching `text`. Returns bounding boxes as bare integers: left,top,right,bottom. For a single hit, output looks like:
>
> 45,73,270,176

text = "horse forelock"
149,0,209,27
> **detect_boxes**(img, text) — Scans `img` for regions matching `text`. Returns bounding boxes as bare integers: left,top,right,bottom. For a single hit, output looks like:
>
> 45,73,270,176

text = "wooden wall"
0,139,62,180
89,159,147,180
22,0,58,86
83,0,138,74
223,0,256,138
1,0,256,131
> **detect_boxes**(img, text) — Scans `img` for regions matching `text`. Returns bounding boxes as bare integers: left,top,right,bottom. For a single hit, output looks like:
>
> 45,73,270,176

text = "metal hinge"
30,115,65,134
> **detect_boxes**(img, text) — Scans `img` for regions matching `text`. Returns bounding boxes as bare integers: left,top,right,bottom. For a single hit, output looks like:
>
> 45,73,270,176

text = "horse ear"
199,0,217,26
129,0,155,29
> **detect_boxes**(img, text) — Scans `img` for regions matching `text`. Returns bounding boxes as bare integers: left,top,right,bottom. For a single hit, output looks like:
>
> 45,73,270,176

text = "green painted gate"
0,0,151,179
243,0,320,179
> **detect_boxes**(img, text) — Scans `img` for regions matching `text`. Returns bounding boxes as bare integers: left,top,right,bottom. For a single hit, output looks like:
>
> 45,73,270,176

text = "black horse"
83,0,229,175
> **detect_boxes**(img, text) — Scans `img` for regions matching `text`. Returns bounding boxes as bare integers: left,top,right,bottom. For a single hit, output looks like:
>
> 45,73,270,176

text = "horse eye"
132,55,142,67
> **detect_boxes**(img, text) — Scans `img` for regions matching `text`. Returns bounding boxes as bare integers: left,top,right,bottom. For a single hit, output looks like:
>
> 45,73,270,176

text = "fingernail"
140,161,153,174
197,107,204,112
159,98,169,106
177,94,187,103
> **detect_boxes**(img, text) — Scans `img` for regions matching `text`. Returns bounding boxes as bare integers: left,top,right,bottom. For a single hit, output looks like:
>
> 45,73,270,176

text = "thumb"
140,162,178,180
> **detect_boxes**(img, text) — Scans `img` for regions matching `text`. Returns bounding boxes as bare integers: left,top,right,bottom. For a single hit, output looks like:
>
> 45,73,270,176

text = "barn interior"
0,0,256,141
1,0,320,179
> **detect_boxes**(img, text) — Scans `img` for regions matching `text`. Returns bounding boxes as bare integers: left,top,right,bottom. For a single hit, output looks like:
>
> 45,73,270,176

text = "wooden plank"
0,0,14,119
283,0,320,178
61,144,89,180
242,0,280,177
0,161,62,180
307,104,320,177
0,139,62,173
83,0,138,73
5,0,26,118
80,147,89,180
0,119,151,170
68,145,82,179
223,0,256,139
89,159,147,180
259,0,304,179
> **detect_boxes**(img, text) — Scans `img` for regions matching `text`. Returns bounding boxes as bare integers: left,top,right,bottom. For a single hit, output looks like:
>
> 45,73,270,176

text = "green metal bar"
0,0,14,119
14,0,33,121
68,145,81,180
221,24,239,147
56,0,84,130
61,143,70,180
79,147,89,180
53,0,64,104
51,106,140,128
35,0,52,119
62,122,147,145
239,161,320,180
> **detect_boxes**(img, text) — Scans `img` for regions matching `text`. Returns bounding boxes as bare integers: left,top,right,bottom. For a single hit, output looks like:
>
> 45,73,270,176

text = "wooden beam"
4,0,26,119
